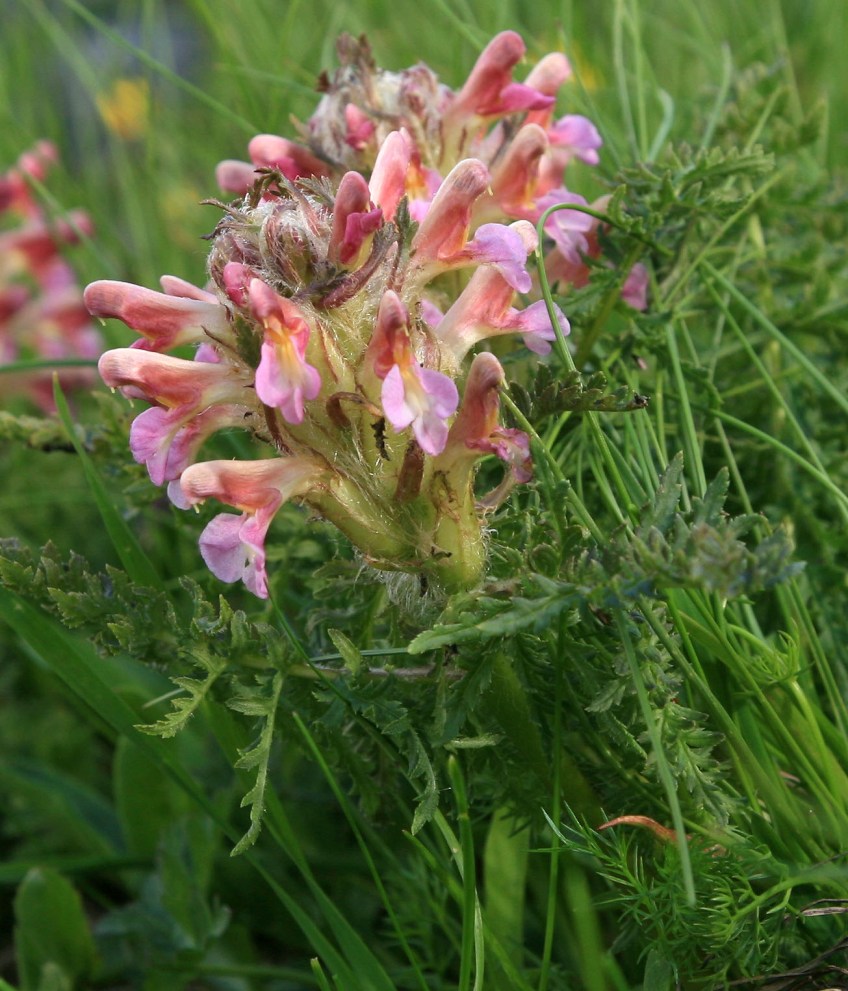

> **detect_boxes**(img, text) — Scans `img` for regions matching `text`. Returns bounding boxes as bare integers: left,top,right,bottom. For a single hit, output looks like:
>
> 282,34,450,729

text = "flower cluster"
1,142,101,409
89,32,619,599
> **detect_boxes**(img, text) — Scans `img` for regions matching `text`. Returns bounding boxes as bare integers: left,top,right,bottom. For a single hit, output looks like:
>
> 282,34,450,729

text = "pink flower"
433,222,567,361
247,134,331,180
130,403,248,485
328,171,383,266
382,363,458,456
463,222,536,292
248,279,321,422
540,190,594,264
344,103,376,150
444,32,554,147
368,129,441,223
179,457,323,598
365,291,458,455
85,280,232,352
548,114,603,166
411,159,490,263
98,348,250,408
487,123,549,220
437,352,532,506
408,160,537,287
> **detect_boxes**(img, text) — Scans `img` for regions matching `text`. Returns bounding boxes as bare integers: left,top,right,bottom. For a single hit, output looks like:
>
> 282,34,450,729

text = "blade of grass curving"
703,260,848,416
53,377,162,589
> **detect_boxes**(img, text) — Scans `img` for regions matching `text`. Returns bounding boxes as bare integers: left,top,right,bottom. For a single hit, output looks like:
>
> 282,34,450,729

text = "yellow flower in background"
96,77,150,141
567,42,601,92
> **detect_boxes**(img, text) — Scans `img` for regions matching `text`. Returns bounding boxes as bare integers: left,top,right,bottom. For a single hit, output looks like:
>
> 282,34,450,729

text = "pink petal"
514,300,569,354
85,280,231,352
369,130,412,220
452,32,553,118
255,339,321,423
540,190,594,263
466,222,535,292
248,134,331,180
199,512,270,598
215,160,258,195
98,348,248,408
159,275,218,303
411,159,490,264
549,115,603,165
381,365,415,431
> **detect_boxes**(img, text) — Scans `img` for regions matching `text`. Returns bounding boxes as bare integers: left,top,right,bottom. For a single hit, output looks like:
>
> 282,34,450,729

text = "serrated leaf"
328,628,364,672
229,671,284,855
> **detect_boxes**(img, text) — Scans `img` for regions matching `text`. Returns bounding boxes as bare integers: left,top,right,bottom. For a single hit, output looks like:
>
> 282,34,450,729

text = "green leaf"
642,948,675,991
113,737,190,858
328,627,364,672
14,867,96,991
228,671,285,855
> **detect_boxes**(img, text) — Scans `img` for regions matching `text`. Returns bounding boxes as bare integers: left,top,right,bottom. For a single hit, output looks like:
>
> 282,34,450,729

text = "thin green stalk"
703,260,848,417
704,281,848,524
615,609,695,905
538,651,564,991
665,320,705,500
447,756,481,991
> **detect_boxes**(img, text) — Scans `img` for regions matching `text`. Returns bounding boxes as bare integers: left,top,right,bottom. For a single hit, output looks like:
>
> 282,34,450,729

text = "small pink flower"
159,274,219,304
487,123,549,220
365,291,458,455
85,280,232,352
524,53,572,104
410,159,490,265
328,171,383,266
130,403,248,485
435,261,569,362
98,348,249,408
248,279,321,422
344,103,376,150
215,159,260,195
247,134,332,181
382,363,458,456
539,189,594,264
215,135,331,196
548,115,603,166
179,457,323,598
369,130,442,223
438,352,532,505
463,222,536,292
447,32,554,124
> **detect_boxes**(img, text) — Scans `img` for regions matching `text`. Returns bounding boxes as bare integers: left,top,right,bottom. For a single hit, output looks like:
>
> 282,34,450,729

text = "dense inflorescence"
0,142,101,410
88,31,630,599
